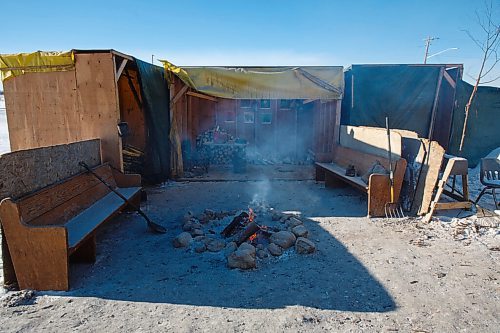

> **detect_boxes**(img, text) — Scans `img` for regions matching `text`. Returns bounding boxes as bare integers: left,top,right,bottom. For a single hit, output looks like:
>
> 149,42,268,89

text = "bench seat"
66,187,140,249
315,162,368,191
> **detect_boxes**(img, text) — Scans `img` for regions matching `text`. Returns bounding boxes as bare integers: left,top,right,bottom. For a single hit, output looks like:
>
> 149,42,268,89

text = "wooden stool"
423,155,472,222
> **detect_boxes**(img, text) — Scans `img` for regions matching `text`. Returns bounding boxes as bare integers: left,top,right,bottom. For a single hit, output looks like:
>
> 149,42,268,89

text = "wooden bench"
0,163,142,291
315,145,407,217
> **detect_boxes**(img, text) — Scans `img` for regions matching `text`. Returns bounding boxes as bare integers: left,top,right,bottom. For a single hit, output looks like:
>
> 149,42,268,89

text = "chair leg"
493,188,499,208
475,187,489,204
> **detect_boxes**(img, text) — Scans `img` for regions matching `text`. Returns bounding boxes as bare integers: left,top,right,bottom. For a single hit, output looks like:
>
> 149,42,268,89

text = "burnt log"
221,212,249,237
236,222,261,245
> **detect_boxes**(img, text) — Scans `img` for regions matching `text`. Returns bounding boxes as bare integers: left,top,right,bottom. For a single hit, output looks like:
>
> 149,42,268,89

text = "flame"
248,233,257,242
248,208,255,223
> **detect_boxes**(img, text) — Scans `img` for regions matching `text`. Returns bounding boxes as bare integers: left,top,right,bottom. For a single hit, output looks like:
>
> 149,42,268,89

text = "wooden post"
427,67,444,142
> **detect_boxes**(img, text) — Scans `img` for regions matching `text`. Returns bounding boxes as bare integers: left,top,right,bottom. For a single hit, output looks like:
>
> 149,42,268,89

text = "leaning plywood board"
0,139,101,200
410,139,445,216
340,125,402,159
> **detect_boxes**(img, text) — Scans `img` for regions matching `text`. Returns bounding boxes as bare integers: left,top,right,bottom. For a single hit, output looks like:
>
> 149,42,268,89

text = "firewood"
236,222,261,245
221,212,248,237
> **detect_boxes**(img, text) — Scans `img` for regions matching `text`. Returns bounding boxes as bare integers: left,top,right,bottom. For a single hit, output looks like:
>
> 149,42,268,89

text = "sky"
1,0,499,88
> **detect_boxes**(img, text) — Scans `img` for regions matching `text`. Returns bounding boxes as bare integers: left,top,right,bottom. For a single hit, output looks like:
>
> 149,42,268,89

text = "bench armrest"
367,158,407,217
111,169,142,187
0,198,69,290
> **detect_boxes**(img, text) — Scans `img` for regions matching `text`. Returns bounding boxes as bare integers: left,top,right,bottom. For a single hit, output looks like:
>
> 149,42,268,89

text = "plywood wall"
313,100,340,160
3,53,122,170
73,53,122,169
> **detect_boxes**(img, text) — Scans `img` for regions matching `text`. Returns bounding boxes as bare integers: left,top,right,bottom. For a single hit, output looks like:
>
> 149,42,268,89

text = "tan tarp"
0,51,75,81
161,60,344,100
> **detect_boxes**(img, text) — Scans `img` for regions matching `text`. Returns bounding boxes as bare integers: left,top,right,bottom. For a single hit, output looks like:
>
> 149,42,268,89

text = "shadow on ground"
61,181,394,312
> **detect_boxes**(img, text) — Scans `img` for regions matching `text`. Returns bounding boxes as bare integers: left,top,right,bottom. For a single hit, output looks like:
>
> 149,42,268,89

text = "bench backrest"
16,164,117,226
333,145,393,176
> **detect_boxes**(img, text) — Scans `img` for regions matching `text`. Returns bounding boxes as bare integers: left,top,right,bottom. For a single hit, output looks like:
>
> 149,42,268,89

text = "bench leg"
325,173,348,188
368,174,391,217
124,192,142,212
315,166,326,181
71,235,96,263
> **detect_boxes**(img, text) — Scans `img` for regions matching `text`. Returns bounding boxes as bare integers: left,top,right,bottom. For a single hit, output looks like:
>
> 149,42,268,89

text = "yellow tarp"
162,60,344,100
0,51,75,81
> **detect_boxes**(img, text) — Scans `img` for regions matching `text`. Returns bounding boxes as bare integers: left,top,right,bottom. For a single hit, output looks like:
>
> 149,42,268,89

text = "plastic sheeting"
135,60,171,183
162,60,344,100
0,51,74,81
448,80,500,167
341,65,442,138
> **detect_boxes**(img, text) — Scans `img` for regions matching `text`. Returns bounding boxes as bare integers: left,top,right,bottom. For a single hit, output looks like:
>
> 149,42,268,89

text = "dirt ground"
0,177,499,332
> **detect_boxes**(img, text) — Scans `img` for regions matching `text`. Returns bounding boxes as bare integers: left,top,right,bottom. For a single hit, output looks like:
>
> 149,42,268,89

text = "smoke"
249,178,271,207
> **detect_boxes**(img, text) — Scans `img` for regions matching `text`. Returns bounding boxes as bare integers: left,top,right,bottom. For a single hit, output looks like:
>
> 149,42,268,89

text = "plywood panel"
340,125,402,159
0,139,101,200
4,70,81,151
75,53,122,170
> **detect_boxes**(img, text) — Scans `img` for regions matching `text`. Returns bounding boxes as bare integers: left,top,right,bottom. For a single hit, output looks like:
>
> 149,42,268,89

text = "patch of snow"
0,100,10,155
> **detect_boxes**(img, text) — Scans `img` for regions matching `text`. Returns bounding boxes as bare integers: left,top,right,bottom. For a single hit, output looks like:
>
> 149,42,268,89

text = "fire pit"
172,202,316,270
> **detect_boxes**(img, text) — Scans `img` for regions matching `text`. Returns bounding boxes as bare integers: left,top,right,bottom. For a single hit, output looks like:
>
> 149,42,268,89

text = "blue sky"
1,0,499,87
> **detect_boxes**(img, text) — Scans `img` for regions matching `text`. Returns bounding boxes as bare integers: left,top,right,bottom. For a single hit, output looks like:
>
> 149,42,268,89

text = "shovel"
79,162,167,234
384,117,405,219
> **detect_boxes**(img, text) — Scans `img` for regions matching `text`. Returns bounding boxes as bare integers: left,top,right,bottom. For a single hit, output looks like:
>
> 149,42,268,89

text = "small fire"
248,233,258,242
248,208,255,223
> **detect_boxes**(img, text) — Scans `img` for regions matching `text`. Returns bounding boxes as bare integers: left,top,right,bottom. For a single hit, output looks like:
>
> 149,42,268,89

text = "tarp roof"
162,60,344,100
0,50,136,81
0,51,75,81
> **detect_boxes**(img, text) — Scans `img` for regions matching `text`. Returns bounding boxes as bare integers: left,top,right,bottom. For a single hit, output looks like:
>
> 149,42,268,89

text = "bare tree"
459,1,500,150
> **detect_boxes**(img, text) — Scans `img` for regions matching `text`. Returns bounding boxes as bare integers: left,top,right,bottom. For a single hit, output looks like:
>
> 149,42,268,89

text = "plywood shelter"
0,50,170,183
162,61,345,176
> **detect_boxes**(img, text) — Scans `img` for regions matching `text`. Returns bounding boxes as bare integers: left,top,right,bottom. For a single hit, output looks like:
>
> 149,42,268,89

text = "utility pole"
423,36,439,64
152,54,155,64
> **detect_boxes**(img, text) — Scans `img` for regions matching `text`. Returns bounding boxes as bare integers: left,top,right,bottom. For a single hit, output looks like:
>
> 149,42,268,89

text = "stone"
190,228,204,237
279,215,291,223
256,244,265,251
270,231,296,249
257,249,269,259
183,219,202,231
271,212,281,221
238,242,256,255
267,243,283,256
198,213,210,224
194,242,207,253
287,217,303,228
224,241,238,257
295,237,316,254
193,235,206,242
173,232,192,248
292,225,309,238
204,208,216,219
227,243,256,269
182,211,194,224
206,239,226,252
